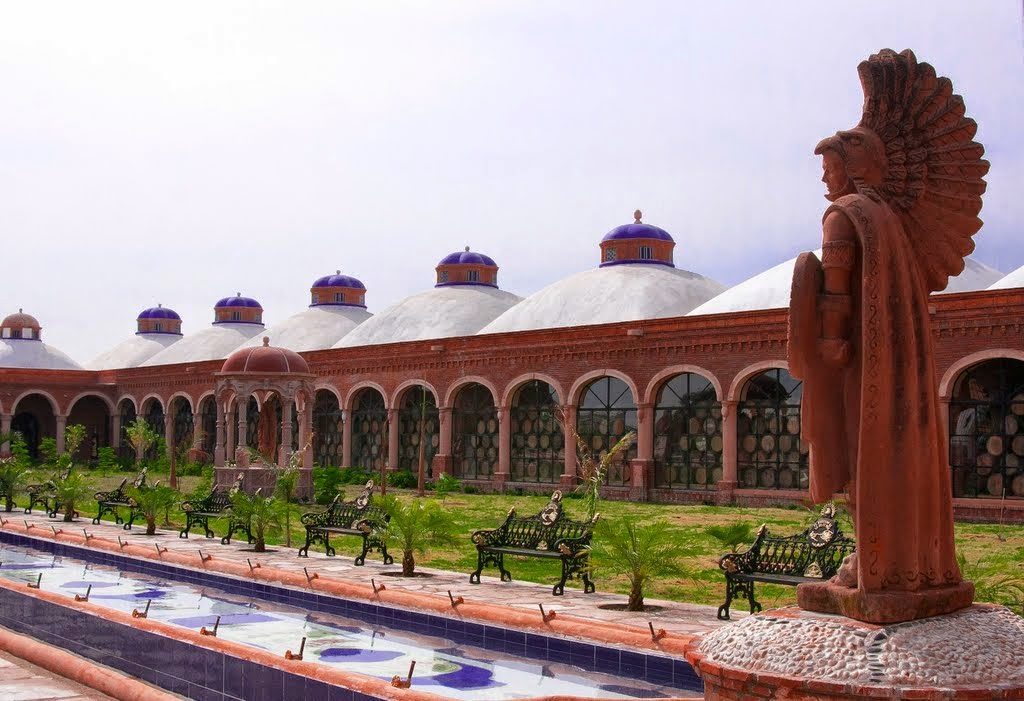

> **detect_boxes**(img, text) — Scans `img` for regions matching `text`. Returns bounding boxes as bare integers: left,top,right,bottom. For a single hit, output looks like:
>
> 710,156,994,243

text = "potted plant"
375,493,458,576
592,518,689,611
129,481,178,535
229,488,282,553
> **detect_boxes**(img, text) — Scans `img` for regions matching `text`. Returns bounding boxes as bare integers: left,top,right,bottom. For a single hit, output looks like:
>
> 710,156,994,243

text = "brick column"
110,413,121,450
214,404,226,467
55,415,67,455
279,399,294,468
433,406,453,477
341,409,353,468
387,408,399,473
301,404,313,470
0,413,11,457
225,406,235,464
560,404,578,489
495,405,511,490
235,397,248,463
717,400,739,504
164,419,174,460
629,402,653,501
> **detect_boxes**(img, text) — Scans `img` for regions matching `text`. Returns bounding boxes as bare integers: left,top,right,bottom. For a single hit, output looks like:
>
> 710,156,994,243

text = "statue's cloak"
791,193,961,593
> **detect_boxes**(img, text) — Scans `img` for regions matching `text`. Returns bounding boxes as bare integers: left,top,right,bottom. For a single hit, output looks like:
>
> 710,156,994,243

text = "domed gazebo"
213,337,315,498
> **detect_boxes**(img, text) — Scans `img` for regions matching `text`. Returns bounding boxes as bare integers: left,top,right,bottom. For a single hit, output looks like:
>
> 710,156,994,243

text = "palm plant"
561,406,635,522
273,437,310,548
0,433,31,512
705,522,757,553
124,417,158,467
375,494,459,576
230,488,282,552
592,518,689,611
52,424,90,521
129,482,178,535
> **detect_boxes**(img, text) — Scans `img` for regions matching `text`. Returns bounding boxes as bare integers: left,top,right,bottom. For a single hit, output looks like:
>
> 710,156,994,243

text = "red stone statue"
788,49,987,623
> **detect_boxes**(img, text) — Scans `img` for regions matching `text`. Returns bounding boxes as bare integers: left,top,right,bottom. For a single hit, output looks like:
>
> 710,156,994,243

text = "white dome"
0,339,83,370
478,264,725,335
87,334,181,370
988,264,1024,291
236,306,371,353
141,322,264,366
688,252,1002,317
335,286,522,348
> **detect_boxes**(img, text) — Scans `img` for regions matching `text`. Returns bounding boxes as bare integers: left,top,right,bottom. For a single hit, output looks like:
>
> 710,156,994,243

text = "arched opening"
737,368,806,490
576,377,637,485
245,397,260,450
170,397,194,455
313,390,343,467
350,388,387,471
117,399,137,462
67,395,111,462
398,386,438,477
198,396,217,456
509,380,562,483
949,358,1024,499
12,394,55,460
451,383,497,480
142,398,165,462
653,372,722,490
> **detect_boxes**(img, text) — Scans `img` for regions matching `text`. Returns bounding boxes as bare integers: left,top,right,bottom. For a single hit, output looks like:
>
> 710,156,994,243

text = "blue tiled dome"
137,305,181,321
601,223,674,243
438,250,497,267
312,273,365,290
215,294,262,309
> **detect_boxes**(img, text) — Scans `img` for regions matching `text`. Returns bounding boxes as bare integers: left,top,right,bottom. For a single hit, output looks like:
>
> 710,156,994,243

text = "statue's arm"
818,210,857,366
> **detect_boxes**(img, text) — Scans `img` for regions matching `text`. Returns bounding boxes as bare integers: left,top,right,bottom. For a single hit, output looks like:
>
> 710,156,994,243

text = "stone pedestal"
684,605,1024,700
798,579,976,624
214,465,313,500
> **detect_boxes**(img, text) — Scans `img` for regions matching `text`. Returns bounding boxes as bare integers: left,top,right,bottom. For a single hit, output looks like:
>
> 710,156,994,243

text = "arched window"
12,394,55,460
398,387,438,477
576,377,637,485
350,389,387,471
313,390,343,467
67,395,111,461
245,397,260,449
118,399,137,461
949,358,1024,499
171,399,194,450
142,399,165,461
452,384,497,480
737,368,806,490
510,380,562,483
653,373,722,490
199,397,217,455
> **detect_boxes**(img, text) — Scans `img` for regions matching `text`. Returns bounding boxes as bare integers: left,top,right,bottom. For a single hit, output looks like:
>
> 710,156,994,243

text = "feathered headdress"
857,48,989,292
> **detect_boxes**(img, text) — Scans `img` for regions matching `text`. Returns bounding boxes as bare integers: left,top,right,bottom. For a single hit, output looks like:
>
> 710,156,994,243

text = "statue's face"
815,126,886,200
820,149,852,202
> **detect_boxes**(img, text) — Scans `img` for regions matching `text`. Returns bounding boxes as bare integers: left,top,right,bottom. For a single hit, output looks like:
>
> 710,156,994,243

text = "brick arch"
390,379,439,409
167,392,195,413
569,369,640,408
65,391,116,416
344,381,389,412
643,365,724,405
12,390,61,416
501,373,565,408
444,376,500,409
116,395,139,413
727,360,790,402
313,382,343,406
939,349,1024,399
196,390,216,409
139,394,165,414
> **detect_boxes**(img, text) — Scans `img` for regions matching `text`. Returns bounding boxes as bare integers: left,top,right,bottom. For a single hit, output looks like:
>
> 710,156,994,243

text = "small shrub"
38,437,57,466
593,518,689,611
433,473,462,501
129,482,178,535
313,465,344,504
230,489,283,552
705,522,757,553
386,470,417,489
339,466,374,485
374,494,459,576
96,446,119,471
463,485,478,495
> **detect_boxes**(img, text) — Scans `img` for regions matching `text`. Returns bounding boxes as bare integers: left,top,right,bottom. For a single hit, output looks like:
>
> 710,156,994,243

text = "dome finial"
18,308,23,314
262,336,270,347
236,292,241,297
465,245,470,252
157,303,162,308
634,209,642,223
336,269,340,274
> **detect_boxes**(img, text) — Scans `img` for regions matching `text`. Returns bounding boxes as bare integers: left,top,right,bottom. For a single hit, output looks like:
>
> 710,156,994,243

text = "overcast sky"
2,1,1022,364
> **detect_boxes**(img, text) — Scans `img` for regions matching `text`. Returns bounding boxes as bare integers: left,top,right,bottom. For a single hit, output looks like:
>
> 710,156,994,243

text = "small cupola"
1,309,42,341
599,210,676,268
435,247,499,288
213,293,264,325
136,304,183,335
310,271,367,308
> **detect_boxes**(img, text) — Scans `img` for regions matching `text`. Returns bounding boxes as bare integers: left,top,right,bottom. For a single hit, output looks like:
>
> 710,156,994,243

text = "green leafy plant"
38,437,57,466
340,466,374,485
386,470,417,489
124,417,158,468
433,473,462,502
957,552,1024,615
375,494,459,576
705,522,757,553
52,471,93,522
562,406,636,521
0,433,32,512
593,518,689,611
273,438,310,548
96,446,119,471
313,465,344,504
129,482,178,535
230,489,283,552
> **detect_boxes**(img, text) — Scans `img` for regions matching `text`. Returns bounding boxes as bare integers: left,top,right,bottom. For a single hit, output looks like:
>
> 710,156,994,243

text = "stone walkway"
10,509,736,641
0,649,114,701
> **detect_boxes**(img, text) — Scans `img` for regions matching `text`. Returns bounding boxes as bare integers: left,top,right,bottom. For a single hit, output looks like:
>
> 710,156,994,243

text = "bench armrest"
553,534,592,556
471,528,500,547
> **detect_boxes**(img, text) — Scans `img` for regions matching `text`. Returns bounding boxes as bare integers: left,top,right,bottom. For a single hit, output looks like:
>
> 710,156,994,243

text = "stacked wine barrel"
352,414,386,470
510,410,563,482
737,408,807,490
314,414,344,466
456,415,499,479
978,396,1024,497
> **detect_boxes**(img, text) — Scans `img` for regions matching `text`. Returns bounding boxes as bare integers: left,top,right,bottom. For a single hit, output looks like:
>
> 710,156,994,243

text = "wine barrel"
678,435,689,450
779,435,793,452
760,469,777,488
978,453,994,468
987,435,1004,456
787,416,800,435
476,447,486,459
487,418,497,434
778,468,795,489
987,473,1004,497
410,434,419,447
712,406,723,419
364,420,372,433
1013,474,1024,497
431,434,439,448
761,435,776,453
612,418,625,435
592,435,604,450
689,417,701,434
712,467,723,483
1005,416,1019,435
487,447,497,460
742,435,757,454
1013,394,1024,416
598,419,609,434
527,434,538,449
741,468,757,488
1013,436,1024,457
711,435,723,452
521,419,533,433
704,418,717,435
694,467,708,485
540,434,550,449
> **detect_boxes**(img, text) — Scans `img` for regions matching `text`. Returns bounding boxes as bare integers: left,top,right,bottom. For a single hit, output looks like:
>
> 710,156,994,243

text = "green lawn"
8,469,1024,613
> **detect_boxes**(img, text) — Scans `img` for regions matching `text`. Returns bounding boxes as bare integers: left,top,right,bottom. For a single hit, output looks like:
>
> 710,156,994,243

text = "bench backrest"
496,491,594,550
744,504,855,578
302,480,386,528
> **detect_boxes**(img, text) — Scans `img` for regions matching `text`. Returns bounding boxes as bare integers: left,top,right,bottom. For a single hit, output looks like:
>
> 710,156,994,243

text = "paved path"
11,509,736,641
0,649,115,701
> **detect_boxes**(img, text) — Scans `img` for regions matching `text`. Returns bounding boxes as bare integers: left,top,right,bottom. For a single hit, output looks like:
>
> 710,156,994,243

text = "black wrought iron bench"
716,503,855,620
25,468,71,517
179,473,244,539
93,468,148,529
298,481,392,565
469,490,597,596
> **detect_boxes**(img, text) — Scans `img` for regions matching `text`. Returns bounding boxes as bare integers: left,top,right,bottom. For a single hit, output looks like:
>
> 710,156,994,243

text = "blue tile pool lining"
0,530,702,693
